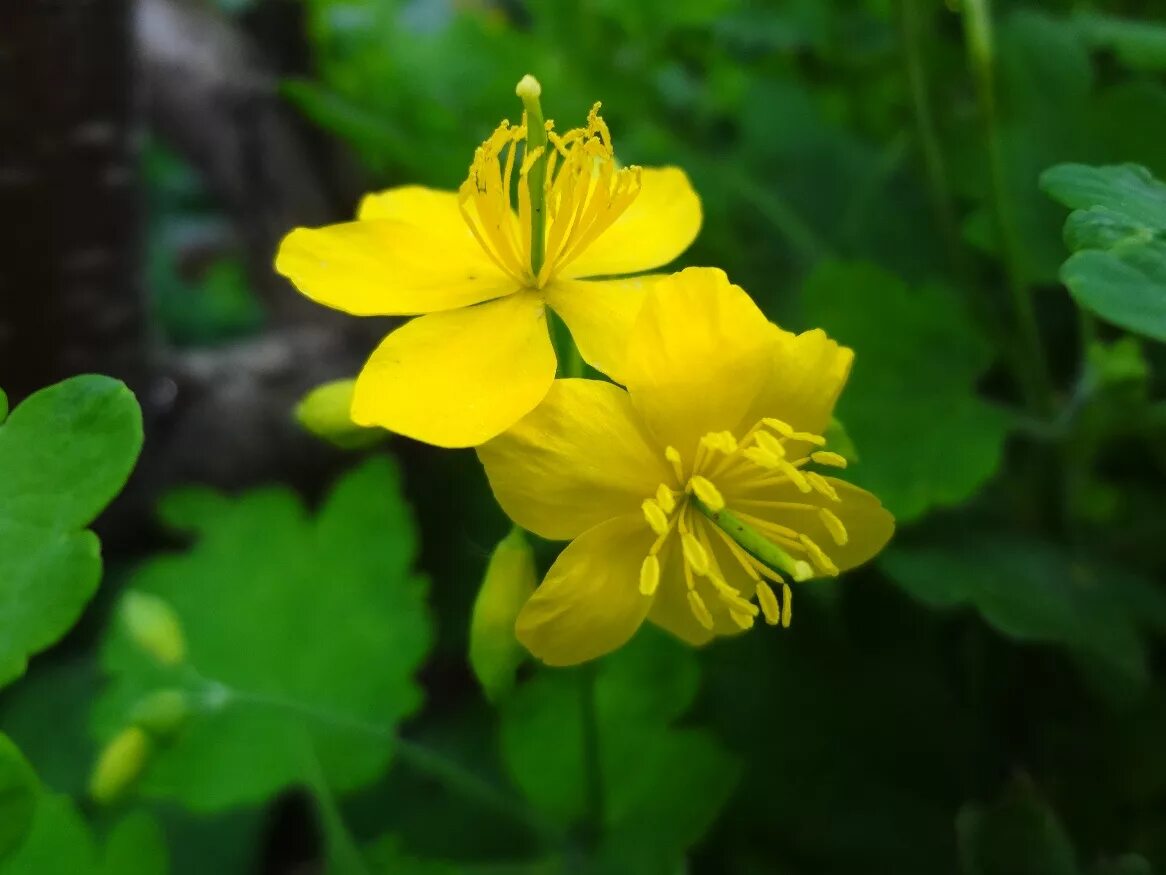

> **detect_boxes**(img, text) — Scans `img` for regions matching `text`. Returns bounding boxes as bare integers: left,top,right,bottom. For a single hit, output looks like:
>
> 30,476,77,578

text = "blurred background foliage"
3,0,1166,873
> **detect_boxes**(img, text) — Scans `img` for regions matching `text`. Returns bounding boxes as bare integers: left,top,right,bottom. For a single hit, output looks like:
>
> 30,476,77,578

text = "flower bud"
120,591,186,666
89,727,152,804
130,689,192,738
470,528,536,703
294,379,385,450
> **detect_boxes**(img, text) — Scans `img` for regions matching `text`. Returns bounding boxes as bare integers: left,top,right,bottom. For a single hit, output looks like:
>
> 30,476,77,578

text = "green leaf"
802,261,1009,522
93,457,433,811
880,537,1166,690
0,793,168,875
957,780,1077,875
0,376,144,687
0,733,37,861
1041,163,1166,341
1091,855,1153,875
1074,13,1166,72
500,628,738,865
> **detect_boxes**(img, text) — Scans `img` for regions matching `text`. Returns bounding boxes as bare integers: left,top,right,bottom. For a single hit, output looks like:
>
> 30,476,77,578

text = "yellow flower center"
457,104,642,289
637,418,851,632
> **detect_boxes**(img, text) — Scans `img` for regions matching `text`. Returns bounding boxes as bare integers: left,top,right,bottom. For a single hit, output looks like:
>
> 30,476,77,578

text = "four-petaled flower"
477,268,895,666
276,101,701,448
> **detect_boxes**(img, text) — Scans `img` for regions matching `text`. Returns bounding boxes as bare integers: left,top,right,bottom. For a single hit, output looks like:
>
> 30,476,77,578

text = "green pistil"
516,74,548,279
691,497,813,582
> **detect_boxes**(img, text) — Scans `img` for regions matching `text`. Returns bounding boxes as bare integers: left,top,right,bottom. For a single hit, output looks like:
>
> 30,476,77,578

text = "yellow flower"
477,268,894,666
275,76,701,448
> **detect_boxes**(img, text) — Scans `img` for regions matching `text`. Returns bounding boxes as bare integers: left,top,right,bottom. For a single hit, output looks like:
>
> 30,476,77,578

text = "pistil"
515,75,548,279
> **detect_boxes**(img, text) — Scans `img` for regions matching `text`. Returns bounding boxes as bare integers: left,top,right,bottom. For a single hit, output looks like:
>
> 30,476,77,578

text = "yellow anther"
655,484,676,514
754,430,786,459
688,476,725,512
730,609,755,630
687,590,715,630
781,583,793,628
778,460,812,493
639,554,661,596
806,471,840,501
762,418,825,446
701,431,739,455
641,499,669,536
799,534,839,576
709,576,758,615
819,508,849,546
756,581,780,625
664,446,685,482
811,451,848,468
681,532,710,576
743,446,780,469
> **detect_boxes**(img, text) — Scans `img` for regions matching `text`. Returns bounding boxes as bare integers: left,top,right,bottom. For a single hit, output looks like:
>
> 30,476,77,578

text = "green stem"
897,0,966,278
301,740,373,875
209,683,560,844
578,664,603,842
962,0,1053,415
692,497,813,582
517,75,548,279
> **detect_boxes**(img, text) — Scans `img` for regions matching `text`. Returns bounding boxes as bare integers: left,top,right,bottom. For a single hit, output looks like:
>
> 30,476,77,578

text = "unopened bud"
130,689,191,738
121,591,186,666
89,727,152,804
295,379,386,450
470,528,537,703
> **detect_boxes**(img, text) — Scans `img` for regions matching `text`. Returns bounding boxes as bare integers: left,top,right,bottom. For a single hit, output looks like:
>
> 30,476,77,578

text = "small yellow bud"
294,379,385,450
89,727,152,804
120,591,186,666
469,528,537,703
130,689,192,738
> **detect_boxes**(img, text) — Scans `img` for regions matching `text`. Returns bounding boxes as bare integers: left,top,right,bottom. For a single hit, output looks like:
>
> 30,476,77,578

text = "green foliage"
0,795,168,875
803,261,1010,522
0,734,37,861
958,780,1078,875
500,628,739,870
0,376,143,687
92,457,432,810
881,538,1166,693
1042,163,1166,341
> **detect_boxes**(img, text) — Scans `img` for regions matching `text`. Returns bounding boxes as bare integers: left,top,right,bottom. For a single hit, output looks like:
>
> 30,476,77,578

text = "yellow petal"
732,477,894,572
357,185,465,227
477,379,670,541
275,219,518,316
543,275,655,384
516,515,655,666
352,292,556,448
622,267,775,460
744,327,854,437
559,167,701,279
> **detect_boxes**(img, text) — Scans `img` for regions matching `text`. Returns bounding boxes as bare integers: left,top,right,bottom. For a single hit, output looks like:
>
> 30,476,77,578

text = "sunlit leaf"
803,261,1009,522
0,376,143,687
1041,163,1166,341
92,457,433,810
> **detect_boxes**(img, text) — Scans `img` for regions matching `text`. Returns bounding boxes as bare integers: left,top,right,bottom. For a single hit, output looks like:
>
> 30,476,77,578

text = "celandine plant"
278,75,893,669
